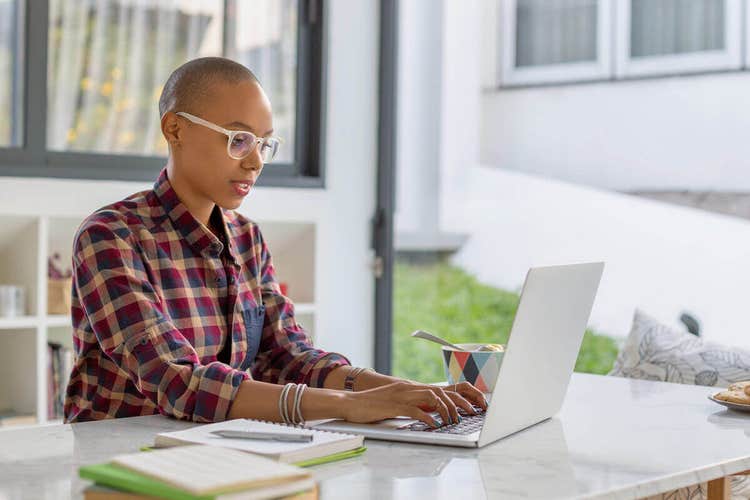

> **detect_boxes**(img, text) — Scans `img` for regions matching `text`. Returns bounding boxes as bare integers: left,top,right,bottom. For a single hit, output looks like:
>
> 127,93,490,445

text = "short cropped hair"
158,57,260,117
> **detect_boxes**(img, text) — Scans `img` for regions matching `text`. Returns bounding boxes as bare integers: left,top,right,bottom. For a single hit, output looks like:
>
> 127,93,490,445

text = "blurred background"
392,0,750,381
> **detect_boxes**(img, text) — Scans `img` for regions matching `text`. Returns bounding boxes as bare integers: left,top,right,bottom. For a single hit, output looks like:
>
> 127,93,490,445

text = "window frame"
614,0,743,79
0,0,326,188
7,0,25,147
498,0,614,87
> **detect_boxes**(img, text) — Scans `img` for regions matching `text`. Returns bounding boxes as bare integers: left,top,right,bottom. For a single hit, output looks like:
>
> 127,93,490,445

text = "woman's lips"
231,181,253,196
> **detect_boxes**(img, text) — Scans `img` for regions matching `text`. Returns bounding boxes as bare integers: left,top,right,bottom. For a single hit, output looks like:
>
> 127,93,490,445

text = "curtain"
226,0,297,163
46,0,224,155
0,0,16,146
515,0,598,68
630,0,725,58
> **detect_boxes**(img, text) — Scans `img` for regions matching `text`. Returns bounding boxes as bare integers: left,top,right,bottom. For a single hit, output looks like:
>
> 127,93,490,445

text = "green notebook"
80,463,213,500
290,446,366,467
80,447,366,500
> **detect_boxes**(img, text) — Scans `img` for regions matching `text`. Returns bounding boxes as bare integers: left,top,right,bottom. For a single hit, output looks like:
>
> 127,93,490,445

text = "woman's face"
166,79,274,210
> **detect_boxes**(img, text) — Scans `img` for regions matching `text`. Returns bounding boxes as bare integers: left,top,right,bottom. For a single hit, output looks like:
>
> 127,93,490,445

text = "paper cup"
442,343,505,393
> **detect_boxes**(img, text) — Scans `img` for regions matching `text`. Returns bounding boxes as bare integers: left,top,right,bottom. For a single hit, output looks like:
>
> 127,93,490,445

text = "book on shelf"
47,341,73,419
153,418,365,466
79,445,318,500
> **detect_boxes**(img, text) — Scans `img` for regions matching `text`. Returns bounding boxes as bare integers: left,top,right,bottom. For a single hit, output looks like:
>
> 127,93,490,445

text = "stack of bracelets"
278,383,307,425
278,367,372,424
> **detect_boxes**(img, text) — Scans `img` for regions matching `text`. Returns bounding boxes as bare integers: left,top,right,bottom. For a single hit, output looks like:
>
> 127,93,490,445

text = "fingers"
416,387,460,425
444,390,477,415
433,387,460,425
402,405,440,429
413,389,451,427
448,381,488,411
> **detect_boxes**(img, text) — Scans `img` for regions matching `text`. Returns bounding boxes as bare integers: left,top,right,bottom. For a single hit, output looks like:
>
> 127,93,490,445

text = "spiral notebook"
154,419,364,465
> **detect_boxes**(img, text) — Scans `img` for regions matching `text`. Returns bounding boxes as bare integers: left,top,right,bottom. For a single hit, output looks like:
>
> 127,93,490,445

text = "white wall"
395,0,482,238
452,166,750,348
0,0,379,367
395,0,442,235
438,0,480,232
480,72,750,192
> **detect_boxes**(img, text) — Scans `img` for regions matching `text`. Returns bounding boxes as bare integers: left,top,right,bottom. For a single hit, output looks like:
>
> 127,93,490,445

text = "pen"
210,429,314,442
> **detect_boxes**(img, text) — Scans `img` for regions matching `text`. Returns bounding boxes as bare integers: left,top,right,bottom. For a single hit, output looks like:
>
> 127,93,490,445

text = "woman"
64,57,485,428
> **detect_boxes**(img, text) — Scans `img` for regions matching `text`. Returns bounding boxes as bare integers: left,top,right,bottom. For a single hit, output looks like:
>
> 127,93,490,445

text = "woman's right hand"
342,381,476,428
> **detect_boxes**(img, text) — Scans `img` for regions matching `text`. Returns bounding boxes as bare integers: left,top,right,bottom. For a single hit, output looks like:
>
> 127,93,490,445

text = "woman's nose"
240,147,263,171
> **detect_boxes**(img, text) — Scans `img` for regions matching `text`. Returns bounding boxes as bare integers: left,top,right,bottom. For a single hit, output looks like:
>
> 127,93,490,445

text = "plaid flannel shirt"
64,168,350,423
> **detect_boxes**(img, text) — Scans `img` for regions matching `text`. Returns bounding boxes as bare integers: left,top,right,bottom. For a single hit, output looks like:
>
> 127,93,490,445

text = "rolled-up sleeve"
73,217,249,422
250,227,351,387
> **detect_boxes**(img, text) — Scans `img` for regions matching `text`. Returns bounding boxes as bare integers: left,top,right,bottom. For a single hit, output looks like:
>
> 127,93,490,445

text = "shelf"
46,315,72,328
294,303,316,315
0,216,39,316
260,222,315,304
0,316,38,329
0,413,38,429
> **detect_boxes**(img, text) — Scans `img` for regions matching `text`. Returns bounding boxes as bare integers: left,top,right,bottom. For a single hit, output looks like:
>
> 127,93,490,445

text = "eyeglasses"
175,111,281,163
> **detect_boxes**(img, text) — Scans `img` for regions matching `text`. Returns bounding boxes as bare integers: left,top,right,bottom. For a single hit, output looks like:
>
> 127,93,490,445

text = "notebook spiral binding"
243,418,350,436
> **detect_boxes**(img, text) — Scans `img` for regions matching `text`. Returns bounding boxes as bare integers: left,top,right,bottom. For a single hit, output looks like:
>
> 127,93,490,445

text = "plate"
708,394,750,412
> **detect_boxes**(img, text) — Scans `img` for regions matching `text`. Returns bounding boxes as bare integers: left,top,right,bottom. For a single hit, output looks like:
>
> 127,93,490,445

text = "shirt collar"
153,168,242,266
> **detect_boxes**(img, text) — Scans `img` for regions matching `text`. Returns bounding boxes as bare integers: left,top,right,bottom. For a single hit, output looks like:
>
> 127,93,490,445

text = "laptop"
312,262,604,448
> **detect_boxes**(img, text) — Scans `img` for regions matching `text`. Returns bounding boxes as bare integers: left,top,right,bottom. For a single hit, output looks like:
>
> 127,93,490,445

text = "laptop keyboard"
399,406,486,435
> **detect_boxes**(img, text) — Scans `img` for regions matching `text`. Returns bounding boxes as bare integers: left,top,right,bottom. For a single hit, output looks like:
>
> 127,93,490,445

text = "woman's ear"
161,112,182,147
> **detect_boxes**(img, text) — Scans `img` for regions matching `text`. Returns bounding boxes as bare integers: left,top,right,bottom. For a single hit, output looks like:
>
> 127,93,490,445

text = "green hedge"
392,262,619,383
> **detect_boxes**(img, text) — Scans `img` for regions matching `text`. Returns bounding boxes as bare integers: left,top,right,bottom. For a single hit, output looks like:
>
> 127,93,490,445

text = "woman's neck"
166,163,215,227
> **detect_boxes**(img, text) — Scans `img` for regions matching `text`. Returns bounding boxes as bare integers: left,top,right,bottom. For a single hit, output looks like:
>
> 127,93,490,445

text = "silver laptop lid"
477,262,604,447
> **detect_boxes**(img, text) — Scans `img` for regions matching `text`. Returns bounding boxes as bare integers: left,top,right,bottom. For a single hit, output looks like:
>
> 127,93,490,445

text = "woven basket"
47,277,72,315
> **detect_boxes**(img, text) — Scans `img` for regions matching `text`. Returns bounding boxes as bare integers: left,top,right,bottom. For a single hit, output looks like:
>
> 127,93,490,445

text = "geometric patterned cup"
442,343,505,393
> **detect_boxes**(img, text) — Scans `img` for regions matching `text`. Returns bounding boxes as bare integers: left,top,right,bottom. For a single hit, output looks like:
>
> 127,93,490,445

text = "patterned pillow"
609,309,750,500
609,309,750,387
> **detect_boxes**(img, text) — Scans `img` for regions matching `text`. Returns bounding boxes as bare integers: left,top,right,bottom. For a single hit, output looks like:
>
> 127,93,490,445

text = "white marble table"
1,373,749,499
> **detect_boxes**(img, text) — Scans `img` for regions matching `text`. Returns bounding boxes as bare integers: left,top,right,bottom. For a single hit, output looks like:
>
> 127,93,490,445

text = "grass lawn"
392,261,619,383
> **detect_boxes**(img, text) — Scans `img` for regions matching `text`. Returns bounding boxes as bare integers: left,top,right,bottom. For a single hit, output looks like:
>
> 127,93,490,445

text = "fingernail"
458,415,463,422
432,417,440,428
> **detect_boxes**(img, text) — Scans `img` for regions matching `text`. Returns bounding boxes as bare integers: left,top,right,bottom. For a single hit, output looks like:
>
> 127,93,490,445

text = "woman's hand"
342,381,488,428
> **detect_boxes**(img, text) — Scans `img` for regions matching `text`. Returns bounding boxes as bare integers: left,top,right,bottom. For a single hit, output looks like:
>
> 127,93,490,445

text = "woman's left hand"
347,368,488,424
402,380,488,424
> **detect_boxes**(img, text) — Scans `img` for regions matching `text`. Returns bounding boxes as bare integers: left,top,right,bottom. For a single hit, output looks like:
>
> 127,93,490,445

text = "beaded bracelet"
344,367,370,392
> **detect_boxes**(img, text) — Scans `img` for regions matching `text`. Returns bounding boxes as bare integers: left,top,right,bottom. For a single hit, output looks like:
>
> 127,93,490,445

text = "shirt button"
216,277,224,286
140,338,148,346
228,275,236,285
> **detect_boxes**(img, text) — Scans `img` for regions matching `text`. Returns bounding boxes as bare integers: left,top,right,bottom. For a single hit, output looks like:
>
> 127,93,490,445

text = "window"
492,0,746,88
47,0,225,156
498,0,613,86
225,0,298,164
0,0,23,147
615,0,742,78
0,0,323,185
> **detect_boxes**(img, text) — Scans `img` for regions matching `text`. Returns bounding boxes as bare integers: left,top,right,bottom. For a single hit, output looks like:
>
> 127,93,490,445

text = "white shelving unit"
0,214,317,427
